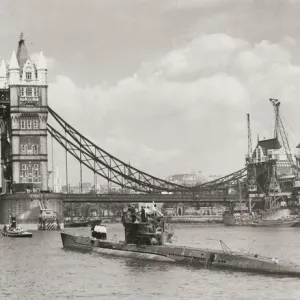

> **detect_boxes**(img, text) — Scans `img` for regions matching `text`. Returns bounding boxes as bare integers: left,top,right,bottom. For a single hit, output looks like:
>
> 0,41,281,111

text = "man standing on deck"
145,206,151,217
141,206,146,222
152,201,163,217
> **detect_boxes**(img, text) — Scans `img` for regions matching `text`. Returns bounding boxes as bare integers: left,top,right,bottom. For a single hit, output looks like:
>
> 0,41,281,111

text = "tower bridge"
0,36,247,228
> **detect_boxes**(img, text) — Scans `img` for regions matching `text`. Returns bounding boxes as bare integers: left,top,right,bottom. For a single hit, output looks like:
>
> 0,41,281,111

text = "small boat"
2,216,33,238
61,215,300,277
2,227,33,238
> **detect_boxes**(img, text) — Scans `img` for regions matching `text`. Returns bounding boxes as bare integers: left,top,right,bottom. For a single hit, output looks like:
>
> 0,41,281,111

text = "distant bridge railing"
3,192,242,204
61,193,241,203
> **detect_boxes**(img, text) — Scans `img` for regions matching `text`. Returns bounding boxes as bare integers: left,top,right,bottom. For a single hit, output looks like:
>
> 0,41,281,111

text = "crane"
247,113,253,161
269,98,297,179
246,113,257,193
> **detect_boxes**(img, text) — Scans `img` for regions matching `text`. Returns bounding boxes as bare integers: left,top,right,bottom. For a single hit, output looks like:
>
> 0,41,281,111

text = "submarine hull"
61,232,300,277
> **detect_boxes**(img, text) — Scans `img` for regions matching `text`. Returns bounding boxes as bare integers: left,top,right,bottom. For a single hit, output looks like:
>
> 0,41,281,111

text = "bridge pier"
0,193,64,230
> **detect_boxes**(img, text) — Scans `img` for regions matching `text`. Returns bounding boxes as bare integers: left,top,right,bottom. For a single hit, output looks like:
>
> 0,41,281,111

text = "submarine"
61,216,300,277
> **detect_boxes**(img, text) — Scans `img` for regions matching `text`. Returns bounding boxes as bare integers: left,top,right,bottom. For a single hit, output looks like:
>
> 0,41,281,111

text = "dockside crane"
247,113,253,161
269,98,297,180
246,113,257,194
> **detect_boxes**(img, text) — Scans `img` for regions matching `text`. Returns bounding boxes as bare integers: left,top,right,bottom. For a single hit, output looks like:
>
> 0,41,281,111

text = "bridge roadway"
61,193,239,203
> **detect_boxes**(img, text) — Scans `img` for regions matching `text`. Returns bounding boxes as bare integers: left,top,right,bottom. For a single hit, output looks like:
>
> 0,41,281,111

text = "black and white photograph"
1,0,300,299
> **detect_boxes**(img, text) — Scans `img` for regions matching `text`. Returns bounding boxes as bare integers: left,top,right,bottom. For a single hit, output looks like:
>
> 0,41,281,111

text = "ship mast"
246,113,256,212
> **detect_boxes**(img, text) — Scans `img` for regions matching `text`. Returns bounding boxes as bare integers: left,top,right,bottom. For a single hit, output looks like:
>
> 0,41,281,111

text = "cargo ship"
61,216,300,277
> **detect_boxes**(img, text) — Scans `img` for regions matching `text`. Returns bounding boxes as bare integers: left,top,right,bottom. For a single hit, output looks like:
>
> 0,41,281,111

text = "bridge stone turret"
0,35,63,229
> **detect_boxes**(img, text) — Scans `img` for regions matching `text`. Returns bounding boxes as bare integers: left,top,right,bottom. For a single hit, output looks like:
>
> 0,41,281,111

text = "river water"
1,224,300,300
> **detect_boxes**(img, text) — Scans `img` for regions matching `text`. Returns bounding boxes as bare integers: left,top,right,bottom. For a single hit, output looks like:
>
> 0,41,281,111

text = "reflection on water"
1,224,300,299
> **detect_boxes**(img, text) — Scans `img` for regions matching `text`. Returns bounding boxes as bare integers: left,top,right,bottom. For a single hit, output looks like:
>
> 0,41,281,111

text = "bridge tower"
0,35,64,229
2,34,48,193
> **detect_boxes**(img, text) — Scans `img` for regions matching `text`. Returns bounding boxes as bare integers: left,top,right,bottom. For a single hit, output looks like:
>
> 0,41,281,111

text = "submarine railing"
220,240,232,254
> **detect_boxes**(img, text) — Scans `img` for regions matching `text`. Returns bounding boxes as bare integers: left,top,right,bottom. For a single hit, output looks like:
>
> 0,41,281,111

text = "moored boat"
61,214,300,277
64,218,103,228
250,218,300,227
64,221,90,228
223,209,300,227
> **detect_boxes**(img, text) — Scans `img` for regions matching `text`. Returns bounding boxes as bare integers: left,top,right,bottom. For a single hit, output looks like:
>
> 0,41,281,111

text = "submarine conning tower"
123,218,172,246
0,34,64,230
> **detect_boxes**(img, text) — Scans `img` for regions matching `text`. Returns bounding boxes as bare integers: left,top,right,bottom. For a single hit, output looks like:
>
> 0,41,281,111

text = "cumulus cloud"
48,32,300,184
159,34,248,79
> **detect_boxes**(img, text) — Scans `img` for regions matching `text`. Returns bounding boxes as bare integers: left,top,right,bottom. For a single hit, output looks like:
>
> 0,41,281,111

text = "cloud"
158,34,248,79
171,0,252,9
172,0,300,10
48,32,300,184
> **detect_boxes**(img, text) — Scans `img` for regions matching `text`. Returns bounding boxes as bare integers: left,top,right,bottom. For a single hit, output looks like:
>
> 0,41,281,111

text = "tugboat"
61,209,300,277
2,216,33,238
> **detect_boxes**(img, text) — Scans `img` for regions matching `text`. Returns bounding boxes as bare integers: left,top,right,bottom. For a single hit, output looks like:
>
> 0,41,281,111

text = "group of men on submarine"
122,202,164,224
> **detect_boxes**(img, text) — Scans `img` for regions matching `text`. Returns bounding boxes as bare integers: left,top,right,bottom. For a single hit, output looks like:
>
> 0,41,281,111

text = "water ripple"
1,224,300,299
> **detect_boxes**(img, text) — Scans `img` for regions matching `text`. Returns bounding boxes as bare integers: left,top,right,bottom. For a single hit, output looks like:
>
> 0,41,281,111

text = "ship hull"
223,211,300,227
250,220,300,227
64,219,103,228
224,220,300,227
61,232,300,277
2,231,33,238
64,222,90,228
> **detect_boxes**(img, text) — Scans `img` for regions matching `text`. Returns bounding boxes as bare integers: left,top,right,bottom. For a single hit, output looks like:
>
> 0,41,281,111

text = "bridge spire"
0,59,6,88
9,49,19,70
0,59,6,77
16,32,30,69
37,50,46,69
37,50,47,84
8,49,20,85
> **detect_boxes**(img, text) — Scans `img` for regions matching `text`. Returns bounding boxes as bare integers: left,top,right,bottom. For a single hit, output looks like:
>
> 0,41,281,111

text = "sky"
1,0,300,186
